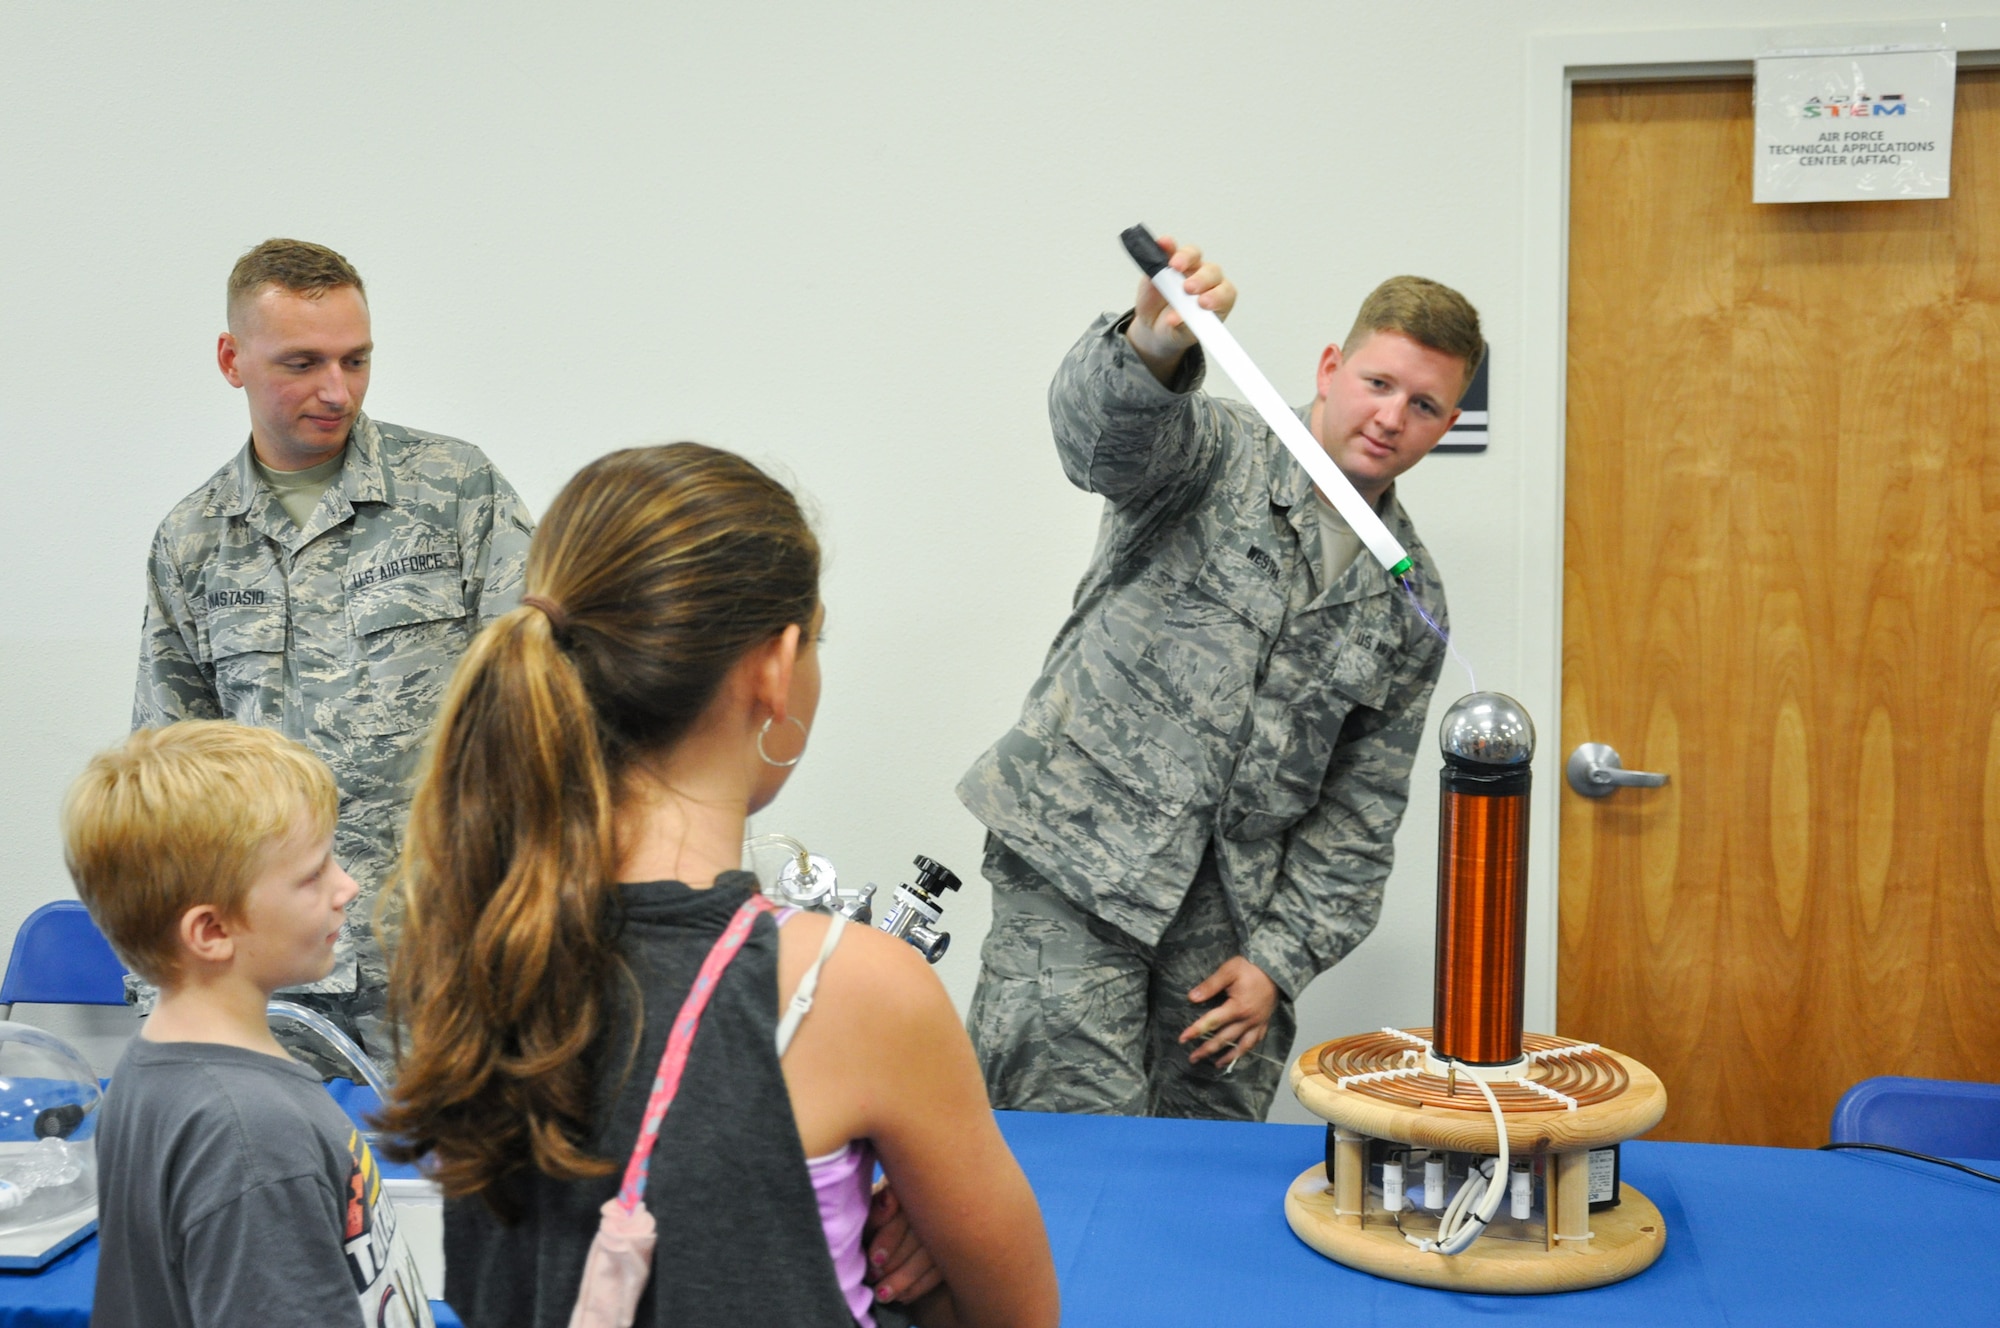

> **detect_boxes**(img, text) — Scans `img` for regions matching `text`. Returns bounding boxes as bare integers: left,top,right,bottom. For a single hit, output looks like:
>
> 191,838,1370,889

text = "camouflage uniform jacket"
133,414,534,994
958,312,1447,1000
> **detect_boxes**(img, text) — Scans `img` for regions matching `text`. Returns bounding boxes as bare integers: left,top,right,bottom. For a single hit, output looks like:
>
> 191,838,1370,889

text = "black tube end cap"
1120,224,1170,277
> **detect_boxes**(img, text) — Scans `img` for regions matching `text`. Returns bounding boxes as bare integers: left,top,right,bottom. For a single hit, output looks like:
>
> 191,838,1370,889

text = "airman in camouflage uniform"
132,240,532,1066
960,240,1480,1120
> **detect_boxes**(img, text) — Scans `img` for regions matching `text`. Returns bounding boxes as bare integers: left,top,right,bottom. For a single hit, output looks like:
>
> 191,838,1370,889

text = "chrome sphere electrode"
1439,693,1536,767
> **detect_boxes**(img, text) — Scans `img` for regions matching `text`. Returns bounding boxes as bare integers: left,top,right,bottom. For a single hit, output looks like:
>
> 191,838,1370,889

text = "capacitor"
1510,1162,1533,1220
1382,1159,1406,1213
1423,1154,1447,1210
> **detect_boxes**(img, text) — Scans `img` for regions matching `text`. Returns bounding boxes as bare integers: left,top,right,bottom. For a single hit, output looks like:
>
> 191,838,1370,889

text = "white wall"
0,0,1977,1114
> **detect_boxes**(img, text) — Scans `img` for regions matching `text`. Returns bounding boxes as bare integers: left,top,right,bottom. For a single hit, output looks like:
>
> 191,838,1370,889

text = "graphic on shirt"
342,1128,435,1328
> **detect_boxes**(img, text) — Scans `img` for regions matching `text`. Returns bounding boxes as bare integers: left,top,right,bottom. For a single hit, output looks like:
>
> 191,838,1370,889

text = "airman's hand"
1127,235,1238,384
1178,954,1278,1069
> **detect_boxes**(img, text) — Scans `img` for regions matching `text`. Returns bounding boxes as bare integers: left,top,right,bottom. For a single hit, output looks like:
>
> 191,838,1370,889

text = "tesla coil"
1284,693,1669,1292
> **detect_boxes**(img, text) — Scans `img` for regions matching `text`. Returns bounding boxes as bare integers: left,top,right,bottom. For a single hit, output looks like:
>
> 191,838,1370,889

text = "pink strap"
616,893,775,1212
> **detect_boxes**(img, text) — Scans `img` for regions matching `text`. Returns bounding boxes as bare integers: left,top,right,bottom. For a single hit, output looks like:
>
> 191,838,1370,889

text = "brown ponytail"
376,443,820,1205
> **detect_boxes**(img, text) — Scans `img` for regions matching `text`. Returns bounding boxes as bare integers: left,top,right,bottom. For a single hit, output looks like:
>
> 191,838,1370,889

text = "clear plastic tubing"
1382,1159,1406,1213
743,832,809,862
267,1000,393,1101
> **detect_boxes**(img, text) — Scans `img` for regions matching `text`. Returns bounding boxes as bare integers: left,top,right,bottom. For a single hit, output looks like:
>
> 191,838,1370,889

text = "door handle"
1566,742,1669,798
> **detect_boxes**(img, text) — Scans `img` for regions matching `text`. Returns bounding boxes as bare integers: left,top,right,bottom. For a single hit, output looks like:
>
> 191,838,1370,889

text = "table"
5,1107,1996,1324
1002,1111,2000,1325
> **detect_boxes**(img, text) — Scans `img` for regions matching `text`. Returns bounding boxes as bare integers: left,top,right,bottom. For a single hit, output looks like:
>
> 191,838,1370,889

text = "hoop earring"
757,716,809,768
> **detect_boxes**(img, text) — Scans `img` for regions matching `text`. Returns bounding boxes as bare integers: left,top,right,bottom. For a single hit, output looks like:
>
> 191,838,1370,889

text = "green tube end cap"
1389,557,1413,578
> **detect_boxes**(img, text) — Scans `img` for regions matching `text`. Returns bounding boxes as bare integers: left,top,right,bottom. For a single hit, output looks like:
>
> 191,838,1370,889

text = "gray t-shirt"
93,1038,432,1328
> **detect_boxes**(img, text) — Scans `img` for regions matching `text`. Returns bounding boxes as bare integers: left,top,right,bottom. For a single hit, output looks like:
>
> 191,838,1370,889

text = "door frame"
1516,20,2000,1033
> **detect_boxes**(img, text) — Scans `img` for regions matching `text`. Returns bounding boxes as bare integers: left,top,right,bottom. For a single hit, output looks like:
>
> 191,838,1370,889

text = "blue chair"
1830,1075,2000,1163
0,901,129,1019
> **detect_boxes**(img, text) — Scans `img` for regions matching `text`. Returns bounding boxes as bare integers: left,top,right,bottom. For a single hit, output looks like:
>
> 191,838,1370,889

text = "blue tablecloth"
1002,1110,2000,1325
4,1101,1996,1325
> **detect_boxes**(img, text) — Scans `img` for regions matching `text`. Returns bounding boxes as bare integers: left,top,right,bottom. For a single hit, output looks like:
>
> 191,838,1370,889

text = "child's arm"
815,929,1060,1328
181,1176,366,1327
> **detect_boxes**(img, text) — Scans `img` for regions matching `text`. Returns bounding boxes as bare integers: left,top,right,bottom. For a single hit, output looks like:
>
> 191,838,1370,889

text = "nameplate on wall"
1754,38,1956,203
1434,352,1488,454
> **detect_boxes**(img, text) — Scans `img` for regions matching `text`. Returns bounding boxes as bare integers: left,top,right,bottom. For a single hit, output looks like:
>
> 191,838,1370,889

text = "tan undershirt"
253,450,347,529
1314,490,1364,587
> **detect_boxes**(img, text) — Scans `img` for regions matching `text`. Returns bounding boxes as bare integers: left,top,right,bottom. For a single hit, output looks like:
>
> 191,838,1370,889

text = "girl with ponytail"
377,444,1055,1328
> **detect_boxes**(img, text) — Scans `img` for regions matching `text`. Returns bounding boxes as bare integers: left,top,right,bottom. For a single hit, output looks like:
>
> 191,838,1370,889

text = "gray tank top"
442,874,862,1326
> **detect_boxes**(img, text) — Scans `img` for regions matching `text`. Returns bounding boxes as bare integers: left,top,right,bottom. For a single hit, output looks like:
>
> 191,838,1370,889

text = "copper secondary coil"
1431,695,1534,1067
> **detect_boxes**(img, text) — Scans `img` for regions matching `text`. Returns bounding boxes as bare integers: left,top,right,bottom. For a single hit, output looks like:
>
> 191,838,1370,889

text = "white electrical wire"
1405,1071,1510,1256
1432,1162,1490,1249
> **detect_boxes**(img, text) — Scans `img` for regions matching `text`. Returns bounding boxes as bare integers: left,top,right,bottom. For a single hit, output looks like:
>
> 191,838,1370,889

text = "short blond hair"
61,722,338,986
1344,275,1486,401
226,238,365,330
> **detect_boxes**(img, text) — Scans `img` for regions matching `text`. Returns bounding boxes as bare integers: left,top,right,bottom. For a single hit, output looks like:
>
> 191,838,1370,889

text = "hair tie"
521,595,572,636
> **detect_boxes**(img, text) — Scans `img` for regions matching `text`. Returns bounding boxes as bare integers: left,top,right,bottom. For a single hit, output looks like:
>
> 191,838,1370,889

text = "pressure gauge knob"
911,855,962,902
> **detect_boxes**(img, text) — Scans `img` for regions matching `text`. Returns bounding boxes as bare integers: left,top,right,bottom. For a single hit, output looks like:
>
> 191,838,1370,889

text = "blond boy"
64,722,431,1328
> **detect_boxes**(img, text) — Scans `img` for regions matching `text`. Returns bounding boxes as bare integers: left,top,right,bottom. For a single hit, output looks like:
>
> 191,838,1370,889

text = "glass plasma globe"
0,1022,100,1234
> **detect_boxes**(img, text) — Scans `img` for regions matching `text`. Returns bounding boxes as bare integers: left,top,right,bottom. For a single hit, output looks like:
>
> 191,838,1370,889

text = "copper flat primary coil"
1314,1028,1630,1113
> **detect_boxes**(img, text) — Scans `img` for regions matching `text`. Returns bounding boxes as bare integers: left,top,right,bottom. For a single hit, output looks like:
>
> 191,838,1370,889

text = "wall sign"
1436,351,1488,454
1754,43,1956,203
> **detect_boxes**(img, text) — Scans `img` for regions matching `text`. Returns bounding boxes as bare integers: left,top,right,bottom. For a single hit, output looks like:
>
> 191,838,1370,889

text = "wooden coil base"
1285,1163,1667,1294
1286,1032,1670,1293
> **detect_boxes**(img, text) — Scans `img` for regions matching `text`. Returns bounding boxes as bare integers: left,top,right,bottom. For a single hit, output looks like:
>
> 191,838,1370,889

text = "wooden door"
1560,71,2000,1148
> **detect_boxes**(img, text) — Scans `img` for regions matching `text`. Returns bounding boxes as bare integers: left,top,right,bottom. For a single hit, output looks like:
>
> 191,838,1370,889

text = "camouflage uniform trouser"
968,835,1295,1121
